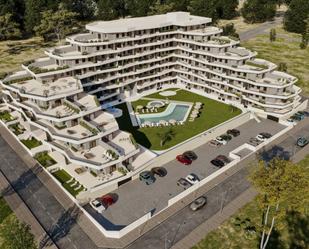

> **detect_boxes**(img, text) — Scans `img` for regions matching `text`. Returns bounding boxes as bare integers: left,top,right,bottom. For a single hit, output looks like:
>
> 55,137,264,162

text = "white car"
185,173,200,185
286,118,296,125
90,199,106,213
255,134,267,142
215,136,227,145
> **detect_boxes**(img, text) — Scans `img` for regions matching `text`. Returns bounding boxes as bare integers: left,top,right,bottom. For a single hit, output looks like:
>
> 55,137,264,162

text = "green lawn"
116,89,241,150
21,137,42,149
0,111,15,122
52,169,84,197
8,123,25,136
34,151,56,167
242,27,309,95
193,155,309,249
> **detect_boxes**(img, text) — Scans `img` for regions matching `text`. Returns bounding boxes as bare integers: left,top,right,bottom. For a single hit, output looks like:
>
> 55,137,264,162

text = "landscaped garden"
8,123,25,136
116,89,241,150
21,137,42,149
52,169,84,197
34,151,56,167
0,111,16,122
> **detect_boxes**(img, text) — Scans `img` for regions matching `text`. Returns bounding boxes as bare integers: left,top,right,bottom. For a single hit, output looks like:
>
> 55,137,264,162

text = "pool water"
137,103,191,124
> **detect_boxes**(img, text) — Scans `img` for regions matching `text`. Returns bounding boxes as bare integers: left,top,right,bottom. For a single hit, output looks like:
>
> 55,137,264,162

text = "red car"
100,194,115,207
176,155,192,165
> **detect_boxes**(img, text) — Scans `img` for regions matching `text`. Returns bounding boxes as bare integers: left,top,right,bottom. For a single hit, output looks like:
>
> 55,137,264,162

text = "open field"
193,155,309,249
0,37,57,76
242,27,309,95
116,89,241,150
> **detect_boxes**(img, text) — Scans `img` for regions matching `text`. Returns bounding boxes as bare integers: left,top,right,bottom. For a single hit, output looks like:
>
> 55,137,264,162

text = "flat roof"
86,12,212,33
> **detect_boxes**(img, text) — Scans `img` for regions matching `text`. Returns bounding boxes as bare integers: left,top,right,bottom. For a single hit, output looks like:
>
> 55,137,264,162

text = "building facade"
0,12,303,173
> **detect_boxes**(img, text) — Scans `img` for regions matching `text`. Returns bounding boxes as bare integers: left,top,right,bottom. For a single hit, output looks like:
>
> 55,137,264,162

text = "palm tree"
157,128,176,147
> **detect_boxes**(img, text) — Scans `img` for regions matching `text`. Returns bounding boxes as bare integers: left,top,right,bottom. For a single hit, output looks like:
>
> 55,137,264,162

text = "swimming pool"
137,103,192,124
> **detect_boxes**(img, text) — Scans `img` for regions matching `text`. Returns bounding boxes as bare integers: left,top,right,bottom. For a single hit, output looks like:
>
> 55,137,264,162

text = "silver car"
190,196,207,211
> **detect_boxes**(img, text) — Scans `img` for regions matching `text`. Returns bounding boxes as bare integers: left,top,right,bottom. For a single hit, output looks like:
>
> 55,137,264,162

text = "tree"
300,17,309,49
97,0,127,20
269,28,276,42
189,0,219,22
62,0,97,20
157,128,176,147
125,0,156,17
148,0,175,15
34,5,78,42
0,0,25,27
249,158,309,249
241,0,276,23
215,0,239,19
166,0,189,11
278,62,288,72
221,23,239,39
24,0,45,34
284,0,309,34
0,216,37,249
0,13,21,41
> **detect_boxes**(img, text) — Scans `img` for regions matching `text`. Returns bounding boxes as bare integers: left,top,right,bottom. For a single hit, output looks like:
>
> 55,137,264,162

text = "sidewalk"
0,171,58,249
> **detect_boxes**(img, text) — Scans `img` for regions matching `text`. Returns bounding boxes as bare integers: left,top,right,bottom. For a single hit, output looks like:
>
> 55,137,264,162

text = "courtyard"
116,89,242,150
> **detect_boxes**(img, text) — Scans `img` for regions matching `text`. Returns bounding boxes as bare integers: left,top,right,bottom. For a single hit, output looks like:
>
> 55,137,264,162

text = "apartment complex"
0,12,303,173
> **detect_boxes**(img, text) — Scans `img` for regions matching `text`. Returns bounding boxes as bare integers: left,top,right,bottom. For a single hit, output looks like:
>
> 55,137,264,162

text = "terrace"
8,76,82,98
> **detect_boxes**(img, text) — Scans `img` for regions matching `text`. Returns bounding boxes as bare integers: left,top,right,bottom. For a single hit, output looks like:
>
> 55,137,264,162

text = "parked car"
227,129,240,137
183,151,198,161
286,118,297,125
249,137,262,146
215,136,227,145
101,194,115,208
296,137,309,147
177,178,192,189
260,132,272,139
208,140,222,147
190,196,207,211
139,171,155,185
210,159,225,168
176,154,192,165
215,155,230,164
297,111,309,117
295,112,305,120
90,199,106,213
185,173,200,185
221,134,232,141
151,167,167,177
291,114,304,121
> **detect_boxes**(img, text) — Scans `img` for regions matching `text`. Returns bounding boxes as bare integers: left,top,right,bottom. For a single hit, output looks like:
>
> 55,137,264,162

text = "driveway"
85,119,285,228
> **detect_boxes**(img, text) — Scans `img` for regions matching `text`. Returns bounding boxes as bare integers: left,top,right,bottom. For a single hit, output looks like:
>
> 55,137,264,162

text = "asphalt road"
239,16,283,41
86,119,284,228
125,121,309,249
0,135,101,249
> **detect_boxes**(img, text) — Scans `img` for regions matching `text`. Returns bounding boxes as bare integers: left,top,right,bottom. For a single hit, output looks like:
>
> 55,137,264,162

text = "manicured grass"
242,27,309,95
20,137,42,149
193,155,309,249
34,151,56,167
8,123,25,136
116,89,241,150
0,111,15,122
52,169,84,197
131,98,168,114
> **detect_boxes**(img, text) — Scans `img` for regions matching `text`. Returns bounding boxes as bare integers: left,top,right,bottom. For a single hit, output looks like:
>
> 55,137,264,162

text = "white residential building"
0,12,304,173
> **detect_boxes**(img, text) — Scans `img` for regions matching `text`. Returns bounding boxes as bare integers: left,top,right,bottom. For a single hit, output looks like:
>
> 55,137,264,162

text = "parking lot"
84,119,285,228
